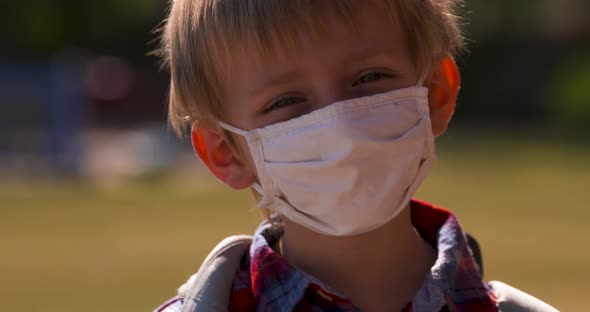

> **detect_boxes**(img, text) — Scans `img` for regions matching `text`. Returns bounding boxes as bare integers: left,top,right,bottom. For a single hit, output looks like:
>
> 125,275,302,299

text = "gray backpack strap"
178,235,252,312
489,281,559,312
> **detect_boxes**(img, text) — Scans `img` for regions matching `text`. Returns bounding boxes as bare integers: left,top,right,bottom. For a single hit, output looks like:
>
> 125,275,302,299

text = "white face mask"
220,86,435,236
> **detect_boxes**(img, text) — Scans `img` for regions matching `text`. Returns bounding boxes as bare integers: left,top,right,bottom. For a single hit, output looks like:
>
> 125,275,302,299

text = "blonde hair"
157,0,465,136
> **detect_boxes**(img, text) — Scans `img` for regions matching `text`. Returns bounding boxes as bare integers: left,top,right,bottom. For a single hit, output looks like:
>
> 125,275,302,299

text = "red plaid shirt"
229,199,497,312
156,199,497,312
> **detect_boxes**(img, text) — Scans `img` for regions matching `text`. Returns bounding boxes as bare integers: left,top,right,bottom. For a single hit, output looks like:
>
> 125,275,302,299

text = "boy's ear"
426,56,460,137
191,124,255,189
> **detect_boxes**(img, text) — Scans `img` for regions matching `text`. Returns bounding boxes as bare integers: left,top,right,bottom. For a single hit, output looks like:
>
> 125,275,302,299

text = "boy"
155,1,558,311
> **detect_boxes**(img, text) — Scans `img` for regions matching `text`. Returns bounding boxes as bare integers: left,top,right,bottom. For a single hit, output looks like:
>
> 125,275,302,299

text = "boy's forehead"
221,3,403,76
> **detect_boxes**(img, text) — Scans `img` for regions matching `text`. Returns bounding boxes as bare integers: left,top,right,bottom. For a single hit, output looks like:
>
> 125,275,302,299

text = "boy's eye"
352,72,391,86
263,96,306,114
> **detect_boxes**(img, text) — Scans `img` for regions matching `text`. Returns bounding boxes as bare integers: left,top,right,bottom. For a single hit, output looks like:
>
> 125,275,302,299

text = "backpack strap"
178,235,252,312
489,281,559,312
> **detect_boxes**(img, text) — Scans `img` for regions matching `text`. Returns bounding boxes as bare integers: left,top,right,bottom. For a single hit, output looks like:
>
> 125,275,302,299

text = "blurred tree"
456,0,590,132
551,52,590,130
5,0,167,62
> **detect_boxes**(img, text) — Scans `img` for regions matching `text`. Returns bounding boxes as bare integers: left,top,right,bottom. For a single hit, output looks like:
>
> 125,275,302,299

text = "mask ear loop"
218,121,275,211
218,121,248,136
251,182,272,209
416,69,428,87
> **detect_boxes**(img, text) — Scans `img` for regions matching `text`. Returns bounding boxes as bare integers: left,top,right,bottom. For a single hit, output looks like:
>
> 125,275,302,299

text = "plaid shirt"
156,199,497,312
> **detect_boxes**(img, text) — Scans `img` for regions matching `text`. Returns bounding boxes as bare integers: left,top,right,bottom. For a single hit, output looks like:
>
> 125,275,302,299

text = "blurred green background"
1,0,589,311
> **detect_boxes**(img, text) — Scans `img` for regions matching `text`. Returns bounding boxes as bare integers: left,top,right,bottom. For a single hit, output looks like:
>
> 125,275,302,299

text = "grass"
1,134,588,311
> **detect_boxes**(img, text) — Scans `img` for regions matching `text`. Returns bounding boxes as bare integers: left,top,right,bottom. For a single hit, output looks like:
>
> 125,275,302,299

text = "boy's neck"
280,204,436,312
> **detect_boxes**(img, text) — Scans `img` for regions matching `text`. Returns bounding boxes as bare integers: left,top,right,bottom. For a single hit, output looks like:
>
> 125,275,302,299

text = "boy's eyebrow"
247,47,396,99
247,69,302,100
343,48,394,66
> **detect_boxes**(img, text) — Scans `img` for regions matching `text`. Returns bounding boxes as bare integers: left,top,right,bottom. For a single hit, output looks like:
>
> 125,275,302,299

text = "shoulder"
488,281,559,312
154,235,253,312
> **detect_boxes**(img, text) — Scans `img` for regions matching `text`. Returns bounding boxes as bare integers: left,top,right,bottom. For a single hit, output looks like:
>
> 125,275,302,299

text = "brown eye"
353,72,391,86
